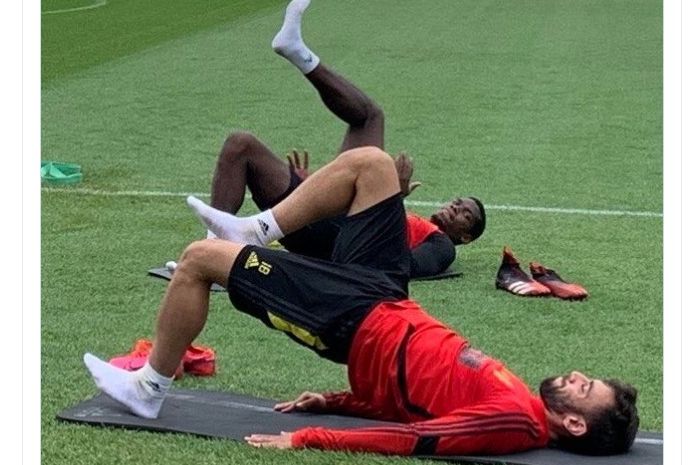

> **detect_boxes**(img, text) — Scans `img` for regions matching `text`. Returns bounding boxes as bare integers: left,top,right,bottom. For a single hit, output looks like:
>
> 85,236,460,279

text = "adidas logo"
144,380,161,393
244,251,260,269
257,219,270,236
507,280,531,294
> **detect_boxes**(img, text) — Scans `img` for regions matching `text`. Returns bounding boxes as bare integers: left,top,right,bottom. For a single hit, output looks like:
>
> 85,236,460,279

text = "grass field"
41,1,663,464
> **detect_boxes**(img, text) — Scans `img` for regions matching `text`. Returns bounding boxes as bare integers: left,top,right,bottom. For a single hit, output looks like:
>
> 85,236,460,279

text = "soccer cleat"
496,247,551,297
529,262,589,300
109,339,185,379
110,339,216,378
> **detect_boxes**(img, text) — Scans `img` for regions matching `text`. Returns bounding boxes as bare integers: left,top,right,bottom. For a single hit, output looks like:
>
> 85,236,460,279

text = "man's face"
540,371,615,416
430,197,481,244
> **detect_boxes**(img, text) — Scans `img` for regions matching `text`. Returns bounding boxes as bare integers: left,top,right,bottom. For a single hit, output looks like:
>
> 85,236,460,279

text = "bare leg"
273,146,399,231
210,69,384,216
188,146,400,244
149,240,245,374
272,0,384,153
210,131,291,213
84,240,245,418
304,65,385,153
210,1,384,221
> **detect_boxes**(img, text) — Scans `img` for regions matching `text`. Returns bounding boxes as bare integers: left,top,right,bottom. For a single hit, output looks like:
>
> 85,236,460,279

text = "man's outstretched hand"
274,391,327,413
287,149,311,181
245,432,293,449
394,152,422,197
245,392,326,449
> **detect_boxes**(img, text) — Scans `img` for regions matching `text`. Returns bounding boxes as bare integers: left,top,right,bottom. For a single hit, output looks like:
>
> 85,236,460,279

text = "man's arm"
322,391,393,419
287,409,545,456
287,149,311,180
394,153,422,197
275,390,390,420
410,233,456,278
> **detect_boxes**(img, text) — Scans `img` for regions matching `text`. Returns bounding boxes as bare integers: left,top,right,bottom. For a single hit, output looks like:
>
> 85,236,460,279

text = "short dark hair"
556,379,640,456
467,196,486,241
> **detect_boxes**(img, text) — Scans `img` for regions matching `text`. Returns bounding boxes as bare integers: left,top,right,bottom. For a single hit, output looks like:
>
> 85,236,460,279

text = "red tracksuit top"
406,212,442,248
292,300,550,456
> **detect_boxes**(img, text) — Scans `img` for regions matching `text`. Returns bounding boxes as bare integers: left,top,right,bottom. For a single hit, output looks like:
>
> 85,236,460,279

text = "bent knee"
337,146,394,172
219,131,261,162
364,104,384,127
349,100,384,129
177,240,214,273
178,239,246,283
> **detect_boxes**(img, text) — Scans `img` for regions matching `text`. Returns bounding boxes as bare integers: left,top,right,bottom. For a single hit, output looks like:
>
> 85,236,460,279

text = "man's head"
540,371,639,455
430,196,486,245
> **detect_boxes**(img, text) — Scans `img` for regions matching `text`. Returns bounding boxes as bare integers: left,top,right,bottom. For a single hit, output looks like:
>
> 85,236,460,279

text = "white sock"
253,209,285,245
186,196,284,246
206,230,217,239
83,353,172,419
137,361,174,398
272,0,319,74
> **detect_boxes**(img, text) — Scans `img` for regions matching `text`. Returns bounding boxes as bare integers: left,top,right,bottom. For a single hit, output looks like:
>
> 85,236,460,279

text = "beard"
539,376,580,414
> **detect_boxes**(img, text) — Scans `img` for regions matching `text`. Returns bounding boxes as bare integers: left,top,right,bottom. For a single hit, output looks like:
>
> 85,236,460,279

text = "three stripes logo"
257,219,270,237
507,280,533,295
244,251,260,269
244,251,272,276
144,380,162,393
505,280,548,296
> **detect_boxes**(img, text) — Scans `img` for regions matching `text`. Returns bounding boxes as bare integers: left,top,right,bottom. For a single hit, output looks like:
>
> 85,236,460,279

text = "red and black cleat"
529,262,588,300
496,247,551,297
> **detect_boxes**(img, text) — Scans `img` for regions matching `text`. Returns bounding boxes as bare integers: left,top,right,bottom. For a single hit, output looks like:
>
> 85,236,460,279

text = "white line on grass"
41,187,663,218
42,0,107,15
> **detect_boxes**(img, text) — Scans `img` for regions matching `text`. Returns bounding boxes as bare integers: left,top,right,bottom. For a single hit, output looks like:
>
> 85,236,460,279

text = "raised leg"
187,146,400,245
272,0,384,153
305,65,384,153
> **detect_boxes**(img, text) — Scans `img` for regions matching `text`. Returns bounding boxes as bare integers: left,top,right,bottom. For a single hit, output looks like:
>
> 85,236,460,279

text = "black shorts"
253,168,341,260
227,194,410,363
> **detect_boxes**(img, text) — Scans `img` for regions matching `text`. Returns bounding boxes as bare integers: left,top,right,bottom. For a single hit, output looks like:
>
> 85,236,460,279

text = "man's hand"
394,152,422,197
287,149,311,181
274,391,327,413
245,432,293,449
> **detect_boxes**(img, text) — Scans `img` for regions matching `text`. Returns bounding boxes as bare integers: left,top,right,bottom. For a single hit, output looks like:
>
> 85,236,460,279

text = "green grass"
41,1,662,464
41,0,288,82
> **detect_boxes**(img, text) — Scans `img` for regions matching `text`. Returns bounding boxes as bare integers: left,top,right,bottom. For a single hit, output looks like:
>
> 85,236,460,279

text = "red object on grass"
109,339,216,379
529,262,589,300
495,247,551,297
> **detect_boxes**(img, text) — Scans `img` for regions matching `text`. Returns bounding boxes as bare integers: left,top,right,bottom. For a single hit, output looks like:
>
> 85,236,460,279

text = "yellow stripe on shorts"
267,312,328,351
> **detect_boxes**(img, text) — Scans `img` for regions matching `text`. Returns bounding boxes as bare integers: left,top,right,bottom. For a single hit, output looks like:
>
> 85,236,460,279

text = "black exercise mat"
149,266,462,290
57,389,661,465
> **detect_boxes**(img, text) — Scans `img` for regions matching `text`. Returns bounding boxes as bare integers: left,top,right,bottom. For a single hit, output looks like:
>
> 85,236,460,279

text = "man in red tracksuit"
200,0,485,279
85,144,638,457
276,298,551,455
